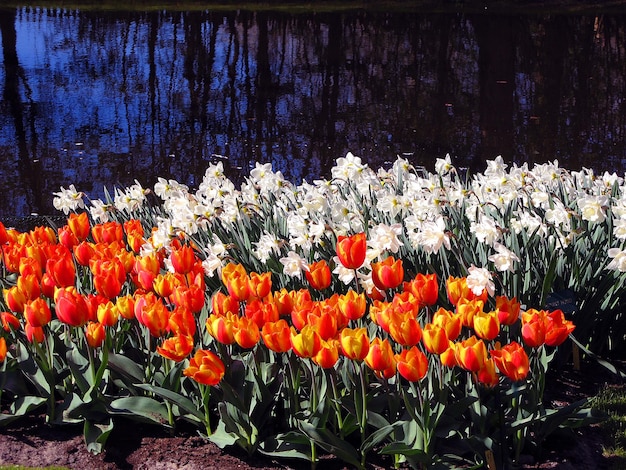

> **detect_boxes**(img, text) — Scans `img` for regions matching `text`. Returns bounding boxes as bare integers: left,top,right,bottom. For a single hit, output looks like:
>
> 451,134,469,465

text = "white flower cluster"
54,152,626,285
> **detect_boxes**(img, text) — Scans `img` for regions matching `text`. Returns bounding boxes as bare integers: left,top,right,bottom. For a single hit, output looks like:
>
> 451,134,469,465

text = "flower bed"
1,153,622,468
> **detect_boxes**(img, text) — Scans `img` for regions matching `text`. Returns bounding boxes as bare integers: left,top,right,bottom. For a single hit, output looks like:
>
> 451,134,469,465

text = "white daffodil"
279,251,308,278
488,242,520,272
466,265,495,297
577,195,610,223
412,216,450,254
607,247,626,272
470,215,500,246
53,184,85,214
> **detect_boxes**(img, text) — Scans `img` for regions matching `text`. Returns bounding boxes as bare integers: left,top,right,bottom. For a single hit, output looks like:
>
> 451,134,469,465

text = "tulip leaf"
109,396,170,426
136,383,205,422
83,417,114,454
207,419,238,448
108,352,146,384
259,431,312,461
360,422,398,454
298,421,362,469
67,347,93,393
0,396,47,426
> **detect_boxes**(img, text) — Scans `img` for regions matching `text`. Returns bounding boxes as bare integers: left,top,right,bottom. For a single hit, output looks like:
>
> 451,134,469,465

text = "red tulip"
336,232,367,269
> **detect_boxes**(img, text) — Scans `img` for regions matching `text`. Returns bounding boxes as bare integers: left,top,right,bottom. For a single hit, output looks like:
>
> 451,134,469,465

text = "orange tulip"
116,294,136,320
455,336,488,372
339,327,370,361
305,260,332,290
336,232,367,269
447,276,487,306
19,257,43,280
337,290,367,321
73,241,96,266
46,252,76,288
169,306,197,337
134,293,170,337
40,273,56,299
4,286,26,313
92,258,126,299
369,300,394,333
307,306,338,341
58,226,79,250
248,271,273,299
388,311,423,347
206,311,237,345
544,309,576,347
490,341,530,382
456,298,485,328
25,323,45,343
3,243,25,273
24,298,52,328
395,346,428,382
0,221,7,245
157,334,194,362
211,291,240,317
271,288,295,316
371,256,404,290
224,271,251,302
261,319,292,353
54,286,90,327
153,272,179,298
521,309,546,348
391,291,420,317
495,296,521,326
124,219,146,253
473,311,500,341
170,284,205,313
31,226,56,245
234,316,261,349
291,325,322,358
17,273,41,301
97,301,120,327
314,339,339,368
422,323,449,354
92,221,124,244
170,245,196,274
183,349,226,386
440,342,458,368
403,273,439,307
0,337,7,363
1,311,20,332
85,321,106,348
67,212,90,241
477,358,499,387
365,337,395,372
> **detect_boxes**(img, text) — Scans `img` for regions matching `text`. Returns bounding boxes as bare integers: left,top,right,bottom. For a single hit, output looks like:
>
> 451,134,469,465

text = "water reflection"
1,7,625,218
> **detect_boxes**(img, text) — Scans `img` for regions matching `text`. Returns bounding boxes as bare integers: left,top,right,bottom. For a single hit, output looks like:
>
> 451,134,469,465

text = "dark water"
1,7,626,218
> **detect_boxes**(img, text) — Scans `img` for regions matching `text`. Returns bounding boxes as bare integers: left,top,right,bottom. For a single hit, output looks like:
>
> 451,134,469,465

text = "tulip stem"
327,368,344,438
200,383,212,436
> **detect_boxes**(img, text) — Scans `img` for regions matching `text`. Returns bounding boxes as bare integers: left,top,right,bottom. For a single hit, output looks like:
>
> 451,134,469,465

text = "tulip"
388,311,423,347
233,316,261,349
365,337,395,372
0,221,7,245
40,273,56,299
3,243,25,273
24,298,52,328
305,260,332,290
404,273,439,307
339,328,369,362
337,290,367,321
248,271,273,299
17,273,41,301
245,299,279,329
46,252,76,288
490,341,530,382
225,271,251,302
211,292,240,317
521,309,547,348
391,291,420,317
97,301,120,327
422,323,449,354
455,336,488,372
271,288,295,316
395,346,428,382
473,311,500,341
19,257,43,280
447,276,487,306
440,342,458,367
336,232,367,269
314,339,339,368
544,309,576,347
0,337,7,363
92,221,124,244
92,258,126,299
371,256,404,290
170,245,196,274
456,298,485,328
1,311,20,331
207,311,237,345
67,212,90,241
4,286,26,313
54,287,90,327
477,358,499,387
84,293,108,323
25,323,45,344
58,226,79,249
169,306,197,338
183,349,226,386
157,334,194,362
307,306,338,341
73,241,96,266
261,319,292,353
116,294,136,320
291,325,322,358
496,296,521,325
134,293,170,337
85,321,106,348
31,226,56,244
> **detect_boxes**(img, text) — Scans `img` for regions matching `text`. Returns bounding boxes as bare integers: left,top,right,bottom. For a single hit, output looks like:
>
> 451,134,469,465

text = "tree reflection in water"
0,7,625,217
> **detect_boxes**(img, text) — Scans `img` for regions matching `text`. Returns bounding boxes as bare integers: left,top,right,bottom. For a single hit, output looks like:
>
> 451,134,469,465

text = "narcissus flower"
336,232,367,270
183,349,226,386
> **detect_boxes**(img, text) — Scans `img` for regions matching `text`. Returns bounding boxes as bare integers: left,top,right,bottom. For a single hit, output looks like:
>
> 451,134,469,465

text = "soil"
0,361,620,470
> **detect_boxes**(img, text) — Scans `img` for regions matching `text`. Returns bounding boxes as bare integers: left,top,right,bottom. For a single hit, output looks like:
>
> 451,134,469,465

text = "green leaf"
67,347,93,393
298,421,362,469
259,431,312,461
109,396,170,426
83,417,114,454
136,383,205,422
108,352,146,384
0,396,47,426
360,422,398,455
207,419,239,448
